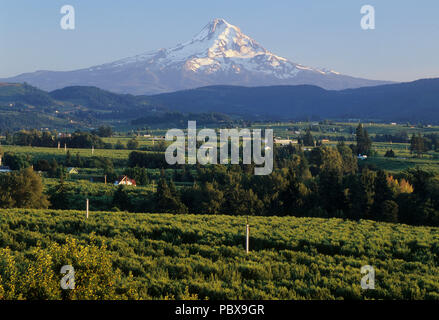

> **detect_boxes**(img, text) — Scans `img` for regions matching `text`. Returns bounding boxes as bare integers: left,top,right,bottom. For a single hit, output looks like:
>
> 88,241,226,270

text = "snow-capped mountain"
1,18,391,94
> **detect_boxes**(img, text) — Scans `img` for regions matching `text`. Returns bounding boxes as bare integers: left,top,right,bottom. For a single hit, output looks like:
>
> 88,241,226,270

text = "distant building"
58,132,72,138
0,156,11,173
0,166,11,173
358,154,368,160
67,167,79,174
274,139,298,145
114,176,136,186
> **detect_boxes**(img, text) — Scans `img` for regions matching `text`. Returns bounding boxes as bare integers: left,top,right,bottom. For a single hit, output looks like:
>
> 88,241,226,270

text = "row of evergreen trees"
409,133,439,157
110,144,439,227
299,124,372,155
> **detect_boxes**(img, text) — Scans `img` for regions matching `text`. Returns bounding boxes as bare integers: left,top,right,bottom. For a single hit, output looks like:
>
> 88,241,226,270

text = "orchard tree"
0,167,50,209
3,153,30,170
95,125,113,137
112,185,131,211
127,138,139,150
48,176,70,210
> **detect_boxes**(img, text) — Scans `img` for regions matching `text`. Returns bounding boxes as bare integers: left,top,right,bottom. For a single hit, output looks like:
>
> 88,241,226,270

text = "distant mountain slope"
0,83,152,130
1,78,438,130
0,19,391,94
0,82,55,107
147,78,439,122
0,83,77,130
49,86,150,111
148,85,330,117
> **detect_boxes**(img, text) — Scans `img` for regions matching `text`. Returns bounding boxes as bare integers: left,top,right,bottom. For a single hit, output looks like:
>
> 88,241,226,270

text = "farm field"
253,122,439,174
1,209,439,300
365,156,439,174
255,122,439,140
1,121,439,301
0,145,133,161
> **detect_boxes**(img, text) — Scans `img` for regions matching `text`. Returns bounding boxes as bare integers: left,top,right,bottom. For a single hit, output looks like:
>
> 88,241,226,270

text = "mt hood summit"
2,18,390,94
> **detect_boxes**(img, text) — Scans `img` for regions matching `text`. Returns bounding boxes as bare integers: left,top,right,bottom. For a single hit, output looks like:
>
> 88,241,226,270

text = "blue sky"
1,0,438,81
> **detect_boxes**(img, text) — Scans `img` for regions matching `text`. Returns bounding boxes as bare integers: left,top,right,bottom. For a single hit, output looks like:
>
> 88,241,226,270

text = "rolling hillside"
1,78,439,130
148,78,439,122
0,82,54,106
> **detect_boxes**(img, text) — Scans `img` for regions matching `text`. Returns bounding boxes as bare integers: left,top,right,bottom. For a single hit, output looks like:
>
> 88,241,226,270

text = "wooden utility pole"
92,145,94,155
86,198,89,219
104,175,107,184
58,141,60,150
246,217,250,254
64,143,67,152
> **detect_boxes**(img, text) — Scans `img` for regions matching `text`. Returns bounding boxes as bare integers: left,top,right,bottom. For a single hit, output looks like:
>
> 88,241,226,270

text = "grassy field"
252,121,439,174
1,209,439,299
102,136,168,148
256,121,439,140
3,140,439,175
0,145,133,160
365,156,439,173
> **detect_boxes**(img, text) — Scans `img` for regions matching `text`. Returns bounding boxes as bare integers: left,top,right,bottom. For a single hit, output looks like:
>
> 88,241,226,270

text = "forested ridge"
2,79,439,131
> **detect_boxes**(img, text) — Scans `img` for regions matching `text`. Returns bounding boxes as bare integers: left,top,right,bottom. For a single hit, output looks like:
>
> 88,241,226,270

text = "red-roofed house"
114,175,136,186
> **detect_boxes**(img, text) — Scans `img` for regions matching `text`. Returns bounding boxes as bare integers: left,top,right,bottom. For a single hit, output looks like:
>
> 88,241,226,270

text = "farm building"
67,167,79,174
0,166,12,173
274,139,298,145
0,155,11,173
114,176,136,186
